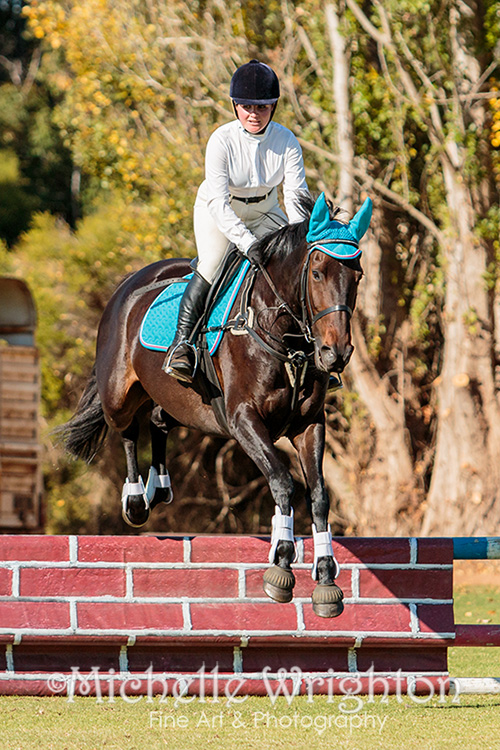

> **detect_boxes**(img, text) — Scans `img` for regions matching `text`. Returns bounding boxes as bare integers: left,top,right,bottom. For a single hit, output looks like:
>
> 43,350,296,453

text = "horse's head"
304,193,372,374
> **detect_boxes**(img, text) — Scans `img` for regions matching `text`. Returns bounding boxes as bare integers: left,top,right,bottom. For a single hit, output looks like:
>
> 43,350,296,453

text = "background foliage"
0,0,499,535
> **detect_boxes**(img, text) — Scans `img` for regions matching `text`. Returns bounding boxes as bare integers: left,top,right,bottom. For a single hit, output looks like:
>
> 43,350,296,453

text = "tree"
14,0,500,536
0,0,80,240
336,0,500,534
255,0,499,533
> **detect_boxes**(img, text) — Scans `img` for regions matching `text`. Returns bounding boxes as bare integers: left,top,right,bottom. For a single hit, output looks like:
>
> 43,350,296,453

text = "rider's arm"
281,132,310,224
203,124,257,253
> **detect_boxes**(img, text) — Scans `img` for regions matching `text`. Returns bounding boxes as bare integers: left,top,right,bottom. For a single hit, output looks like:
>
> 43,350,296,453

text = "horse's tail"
55,365,108,463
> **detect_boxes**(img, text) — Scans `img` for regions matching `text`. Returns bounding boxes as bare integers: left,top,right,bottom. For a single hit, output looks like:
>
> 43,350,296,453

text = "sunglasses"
235,104,273,113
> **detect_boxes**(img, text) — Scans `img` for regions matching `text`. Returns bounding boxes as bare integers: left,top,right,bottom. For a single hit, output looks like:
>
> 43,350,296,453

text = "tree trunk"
325,3,354,213
421,1,500,534
421,159,500,534
326,1,416,534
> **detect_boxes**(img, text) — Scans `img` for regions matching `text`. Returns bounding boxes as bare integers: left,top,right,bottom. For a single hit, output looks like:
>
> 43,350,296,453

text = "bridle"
300,241,355,335
206,240,359,433
255,239,356,345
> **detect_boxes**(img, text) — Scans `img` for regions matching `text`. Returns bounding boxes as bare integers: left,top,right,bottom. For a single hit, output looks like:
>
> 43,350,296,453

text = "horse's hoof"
122,495,150,528
150,487,173,510
263,565,295,603
312,583,344,618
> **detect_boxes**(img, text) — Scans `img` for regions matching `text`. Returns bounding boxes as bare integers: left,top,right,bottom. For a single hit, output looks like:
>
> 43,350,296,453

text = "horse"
59,192,372,618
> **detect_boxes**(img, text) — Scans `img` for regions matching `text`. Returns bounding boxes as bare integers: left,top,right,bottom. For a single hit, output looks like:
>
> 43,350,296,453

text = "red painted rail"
0,534,485,697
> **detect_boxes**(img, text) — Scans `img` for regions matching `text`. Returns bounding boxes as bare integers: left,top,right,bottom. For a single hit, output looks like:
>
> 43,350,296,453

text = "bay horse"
59,192,372,617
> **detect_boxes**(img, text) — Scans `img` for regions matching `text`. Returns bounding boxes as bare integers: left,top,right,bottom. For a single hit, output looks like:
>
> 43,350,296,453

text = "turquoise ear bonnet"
306,193,373,259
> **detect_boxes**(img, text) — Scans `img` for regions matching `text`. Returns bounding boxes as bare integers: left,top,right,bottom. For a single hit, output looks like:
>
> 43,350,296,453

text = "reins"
224,240,356,363
215,241,354,426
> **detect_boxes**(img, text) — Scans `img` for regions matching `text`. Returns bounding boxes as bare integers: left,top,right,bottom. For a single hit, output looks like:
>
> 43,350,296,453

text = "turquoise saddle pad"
139,259,251,356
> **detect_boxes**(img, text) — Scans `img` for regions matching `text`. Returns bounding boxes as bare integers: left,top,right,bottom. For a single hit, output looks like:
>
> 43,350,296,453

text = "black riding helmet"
230,59,280,105
230,60,280,132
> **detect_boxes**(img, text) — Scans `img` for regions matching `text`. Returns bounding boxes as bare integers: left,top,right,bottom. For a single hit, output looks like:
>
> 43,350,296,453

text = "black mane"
249,193,349,267
249,193,314,266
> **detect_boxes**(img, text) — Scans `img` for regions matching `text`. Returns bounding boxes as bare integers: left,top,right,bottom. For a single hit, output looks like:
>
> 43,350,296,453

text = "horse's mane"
250,193,349,266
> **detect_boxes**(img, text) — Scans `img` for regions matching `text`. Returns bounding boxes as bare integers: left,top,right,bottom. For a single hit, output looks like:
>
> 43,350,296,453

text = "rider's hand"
242,240,260,267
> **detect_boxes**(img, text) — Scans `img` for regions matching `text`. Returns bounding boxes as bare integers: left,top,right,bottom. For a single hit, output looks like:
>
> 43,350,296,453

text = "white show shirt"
202,119,309,253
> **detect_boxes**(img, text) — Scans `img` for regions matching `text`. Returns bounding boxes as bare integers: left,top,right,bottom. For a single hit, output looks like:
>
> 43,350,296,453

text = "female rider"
163,59,310,382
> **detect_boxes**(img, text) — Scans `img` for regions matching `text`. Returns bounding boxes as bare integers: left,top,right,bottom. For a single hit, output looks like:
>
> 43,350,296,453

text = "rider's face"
235,103,273,134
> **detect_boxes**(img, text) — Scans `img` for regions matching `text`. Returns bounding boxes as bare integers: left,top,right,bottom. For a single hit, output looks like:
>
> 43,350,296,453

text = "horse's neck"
254,244,306,334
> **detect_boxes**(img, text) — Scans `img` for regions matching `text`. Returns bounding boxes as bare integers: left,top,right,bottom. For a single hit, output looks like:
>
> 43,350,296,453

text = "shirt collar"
235,119,272,141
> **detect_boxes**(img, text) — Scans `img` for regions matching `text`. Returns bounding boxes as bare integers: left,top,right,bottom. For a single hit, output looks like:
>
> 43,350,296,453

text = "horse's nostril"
322,344,337,358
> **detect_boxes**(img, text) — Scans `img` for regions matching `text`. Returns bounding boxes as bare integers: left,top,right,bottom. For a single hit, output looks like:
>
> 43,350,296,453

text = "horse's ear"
349,197,373,241
307,192,331,239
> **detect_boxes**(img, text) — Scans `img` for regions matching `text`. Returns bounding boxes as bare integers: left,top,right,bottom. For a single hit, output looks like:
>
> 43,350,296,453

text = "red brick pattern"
0,536,69,562
133,568,238,598
190,535,269,563
0,568,12,596
358,568,453,600
0,601,71,630
77,536,184,563
77,602,184,631
0,535,456,696
0,535,454,636
304,537,413,565
302,602,412,633
417,538,454,564
190,601,299,632
19,568,126,598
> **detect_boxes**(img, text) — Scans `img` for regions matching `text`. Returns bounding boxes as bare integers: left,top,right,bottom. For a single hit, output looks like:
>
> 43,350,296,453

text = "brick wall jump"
0,535,455,696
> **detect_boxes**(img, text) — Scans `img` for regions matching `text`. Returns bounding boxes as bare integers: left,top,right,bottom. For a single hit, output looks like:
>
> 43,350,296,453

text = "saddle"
139,248,253,357
140,248,256,431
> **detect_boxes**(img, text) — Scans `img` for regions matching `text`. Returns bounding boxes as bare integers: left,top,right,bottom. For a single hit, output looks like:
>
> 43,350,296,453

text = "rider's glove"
240,240,260,267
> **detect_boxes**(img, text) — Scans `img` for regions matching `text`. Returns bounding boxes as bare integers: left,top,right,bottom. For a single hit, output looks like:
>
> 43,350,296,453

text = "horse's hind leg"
145,405,175,510
121,417,151,528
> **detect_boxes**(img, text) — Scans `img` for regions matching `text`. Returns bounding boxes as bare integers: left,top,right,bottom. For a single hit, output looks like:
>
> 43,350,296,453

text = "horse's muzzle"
316,343,354,373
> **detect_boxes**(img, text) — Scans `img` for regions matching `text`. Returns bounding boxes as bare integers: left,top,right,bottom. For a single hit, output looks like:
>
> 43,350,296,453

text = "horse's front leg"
228,404,297,603
292,421,344,618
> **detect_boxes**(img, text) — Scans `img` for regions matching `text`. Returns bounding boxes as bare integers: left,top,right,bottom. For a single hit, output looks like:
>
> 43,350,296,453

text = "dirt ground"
454,559,500,588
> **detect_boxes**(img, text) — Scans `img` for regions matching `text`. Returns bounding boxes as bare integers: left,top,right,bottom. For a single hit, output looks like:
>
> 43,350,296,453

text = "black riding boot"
162,271,211,383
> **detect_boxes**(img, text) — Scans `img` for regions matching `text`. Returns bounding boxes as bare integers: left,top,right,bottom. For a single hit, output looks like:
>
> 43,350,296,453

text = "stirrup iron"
163,339,199,376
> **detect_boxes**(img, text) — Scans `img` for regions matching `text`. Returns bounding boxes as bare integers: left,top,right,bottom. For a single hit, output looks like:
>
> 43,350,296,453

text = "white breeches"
193,182,288,282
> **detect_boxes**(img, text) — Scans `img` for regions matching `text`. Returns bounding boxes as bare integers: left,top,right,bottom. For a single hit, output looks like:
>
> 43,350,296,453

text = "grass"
449,584,500,678
2,693,500,750
2,581,499,750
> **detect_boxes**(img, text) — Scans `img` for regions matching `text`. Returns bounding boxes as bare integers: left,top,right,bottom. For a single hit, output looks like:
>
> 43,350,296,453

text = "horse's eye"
312,269,323,281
